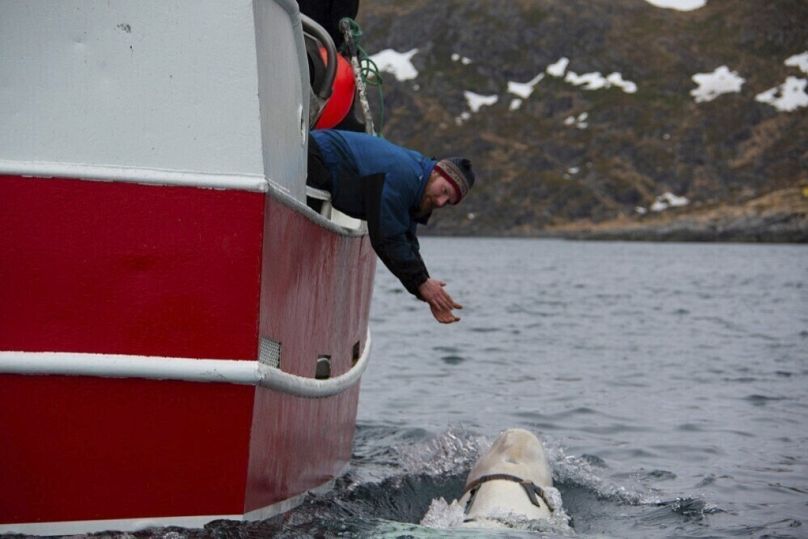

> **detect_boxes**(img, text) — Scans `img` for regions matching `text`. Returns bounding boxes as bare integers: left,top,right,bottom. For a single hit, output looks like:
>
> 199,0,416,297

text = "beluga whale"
459,428,557,527
422,428,568,531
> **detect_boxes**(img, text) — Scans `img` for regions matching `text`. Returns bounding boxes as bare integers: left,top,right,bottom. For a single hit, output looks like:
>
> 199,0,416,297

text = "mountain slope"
356,0,808,240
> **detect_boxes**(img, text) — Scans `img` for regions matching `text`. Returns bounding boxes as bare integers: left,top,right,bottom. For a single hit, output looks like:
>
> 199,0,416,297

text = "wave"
121,425,718,538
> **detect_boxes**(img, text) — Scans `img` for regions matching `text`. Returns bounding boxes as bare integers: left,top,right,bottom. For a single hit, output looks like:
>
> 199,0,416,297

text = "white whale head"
466,428,552,489
458,428,555,526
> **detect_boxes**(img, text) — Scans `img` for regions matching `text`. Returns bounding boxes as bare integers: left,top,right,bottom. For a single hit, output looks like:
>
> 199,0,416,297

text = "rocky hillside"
355,0,808,241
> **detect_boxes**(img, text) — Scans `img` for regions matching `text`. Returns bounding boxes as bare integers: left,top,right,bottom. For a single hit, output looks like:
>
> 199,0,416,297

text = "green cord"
340,17,384,134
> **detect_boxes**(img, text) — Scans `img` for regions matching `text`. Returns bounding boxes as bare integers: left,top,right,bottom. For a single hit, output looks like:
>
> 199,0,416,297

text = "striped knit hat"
434,158,476,203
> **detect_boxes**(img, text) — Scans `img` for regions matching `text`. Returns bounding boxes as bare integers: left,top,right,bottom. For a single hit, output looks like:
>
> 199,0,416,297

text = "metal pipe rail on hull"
0,330,371,399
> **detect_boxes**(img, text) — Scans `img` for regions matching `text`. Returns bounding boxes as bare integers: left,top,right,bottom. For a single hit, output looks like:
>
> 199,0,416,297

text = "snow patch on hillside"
547,57,637,94
753,53,808,112
564,112,589,129
451,53,473,65
785,52,808,74
565,71,638,93
369,48,419,81
372,46,808,122
465,91,498,113
690,66,745,102
456,91,498,124
508,74,545,99
756,77,808,112
507,73,545,110
651,192,689,212
547,57,570,78
644,0,706,10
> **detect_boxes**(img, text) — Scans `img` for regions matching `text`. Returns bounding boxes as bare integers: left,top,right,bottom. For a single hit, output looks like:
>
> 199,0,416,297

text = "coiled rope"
339,17,385,134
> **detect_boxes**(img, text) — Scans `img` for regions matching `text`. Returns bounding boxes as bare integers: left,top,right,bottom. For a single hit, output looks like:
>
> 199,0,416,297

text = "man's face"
417,172,459,218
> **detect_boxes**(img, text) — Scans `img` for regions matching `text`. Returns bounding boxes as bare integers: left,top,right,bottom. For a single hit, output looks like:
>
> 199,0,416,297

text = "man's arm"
370,231,429,296
371,233,462,324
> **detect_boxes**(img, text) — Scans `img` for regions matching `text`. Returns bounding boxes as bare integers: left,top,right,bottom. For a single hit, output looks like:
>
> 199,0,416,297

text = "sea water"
131,239,808,538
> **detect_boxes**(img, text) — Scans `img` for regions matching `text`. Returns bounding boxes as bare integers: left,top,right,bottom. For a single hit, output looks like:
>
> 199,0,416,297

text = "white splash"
451,53,473,65
755,76,808,112
636,206,648,215
643,0,706,10
785,52,808,74
651,192,689,212
547,57,570,77
369,48,419,81
690,65,745,102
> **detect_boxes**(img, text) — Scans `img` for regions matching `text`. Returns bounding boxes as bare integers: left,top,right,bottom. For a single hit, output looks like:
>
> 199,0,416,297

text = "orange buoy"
315,49,356,129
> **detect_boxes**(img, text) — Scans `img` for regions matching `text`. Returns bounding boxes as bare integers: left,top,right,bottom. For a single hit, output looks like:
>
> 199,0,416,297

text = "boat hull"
0,176,375,532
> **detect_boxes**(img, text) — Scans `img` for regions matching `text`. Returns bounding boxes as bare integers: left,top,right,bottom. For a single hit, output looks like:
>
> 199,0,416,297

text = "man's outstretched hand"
418,278,463,324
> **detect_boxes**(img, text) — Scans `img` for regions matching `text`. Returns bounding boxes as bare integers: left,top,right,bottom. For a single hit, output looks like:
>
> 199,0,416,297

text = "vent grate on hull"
259,337,281,369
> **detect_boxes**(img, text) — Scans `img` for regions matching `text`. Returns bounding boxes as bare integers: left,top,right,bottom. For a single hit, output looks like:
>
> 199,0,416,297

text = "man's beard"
414,195,434,219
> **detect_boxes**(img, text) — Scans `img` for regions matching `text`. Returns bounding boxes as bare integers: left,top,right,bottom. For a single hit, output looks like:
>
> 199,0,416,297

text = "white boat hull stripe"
0,160,270,192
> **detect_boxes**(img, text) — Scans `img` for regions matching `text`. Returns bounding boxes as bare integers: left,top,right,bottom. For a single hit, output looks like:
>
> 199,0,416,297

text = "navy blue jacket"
310,130,437,297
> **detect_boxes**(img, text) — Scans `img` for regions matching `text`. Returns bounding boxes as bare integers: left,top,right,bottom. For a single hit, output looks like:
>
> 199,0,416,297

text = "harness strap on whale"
462,473,556,516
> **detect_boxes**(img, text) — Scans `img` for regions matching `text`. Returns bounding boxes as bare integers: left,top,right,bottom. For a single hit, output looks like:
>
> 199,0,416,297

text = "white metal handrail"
0,329,371,399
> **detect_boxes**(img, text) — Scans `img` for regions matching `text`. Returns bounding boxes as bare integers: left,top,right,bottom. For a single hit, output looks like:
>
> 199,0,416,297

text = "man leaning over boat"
307,129,476,324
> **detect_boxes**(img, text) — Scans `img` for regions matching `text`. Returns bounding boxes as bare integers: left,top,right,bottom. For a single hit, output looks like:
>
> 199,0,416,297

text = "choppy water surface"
163,239,806,537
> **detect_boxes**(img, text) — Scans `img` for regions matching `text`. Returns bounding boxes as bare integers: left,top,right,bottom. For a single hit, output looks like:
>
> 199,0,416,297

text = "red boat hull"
0,176,375,529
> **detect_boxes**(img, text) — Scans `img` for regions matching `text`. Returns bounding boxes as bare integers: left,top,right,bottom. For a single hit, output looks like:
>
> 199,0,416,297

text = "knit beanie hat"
434,157,476,202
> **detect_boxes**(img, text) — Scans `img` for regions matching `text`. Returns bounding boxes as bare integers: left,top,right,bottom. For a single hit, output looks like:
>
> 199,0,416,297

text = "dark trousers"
307,137,332,191
306,137,333,212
